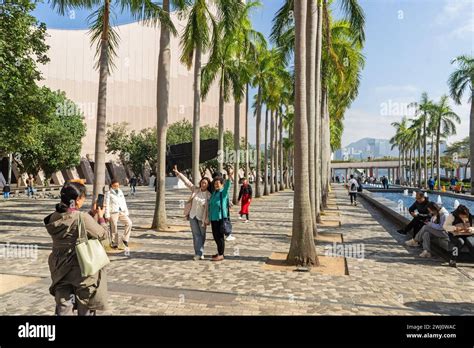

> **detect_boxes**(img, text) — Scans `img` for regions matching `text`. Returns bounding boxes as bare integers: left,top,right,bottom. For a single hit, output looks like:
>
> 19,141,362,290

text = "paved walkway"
0,184,473,315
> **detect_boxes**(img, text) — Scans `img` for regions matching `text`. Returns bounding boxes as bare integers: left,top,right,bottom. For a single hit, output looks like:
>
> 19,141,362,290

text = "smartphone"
97,194,105,209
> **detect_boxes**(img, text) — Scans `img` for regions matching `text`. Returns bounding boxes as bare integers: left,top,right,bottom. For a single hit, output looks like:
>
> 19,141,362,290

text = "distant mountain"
334,138,398,160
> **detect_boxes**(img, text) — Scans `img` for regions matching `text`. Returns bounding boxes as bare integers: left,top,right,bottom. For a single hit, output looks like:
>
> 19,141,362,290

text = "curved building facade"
38,15,246,159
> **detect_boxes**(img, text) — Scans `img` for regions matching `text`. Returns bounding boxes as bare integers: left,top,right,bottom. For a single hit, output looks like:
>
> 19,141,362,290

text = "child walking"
238,179,252,223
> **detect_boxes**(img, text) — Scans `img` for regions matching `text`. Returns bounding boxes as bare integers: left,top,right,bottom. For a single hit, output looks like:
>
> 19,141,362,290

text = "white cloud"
449,16,474,39
374,84,419,94
435,0,472,25
434,0,473,42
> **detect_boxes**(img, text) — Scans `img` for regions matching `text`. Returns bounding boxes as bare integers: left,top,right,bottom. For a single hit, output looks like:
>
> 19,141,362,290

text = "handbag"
219,191,232,236
75,212,110,277
183,189,197,220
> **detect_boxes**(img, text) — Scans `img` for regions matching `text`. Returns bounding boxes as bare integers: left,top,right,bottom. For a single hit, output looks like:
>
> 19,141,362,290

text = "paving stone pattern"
0,184,473,315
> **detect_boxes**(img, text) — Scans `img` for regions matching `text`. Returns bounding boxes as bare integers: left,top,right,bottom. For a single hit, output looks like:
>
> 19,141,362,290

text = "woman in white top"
173,165,211,260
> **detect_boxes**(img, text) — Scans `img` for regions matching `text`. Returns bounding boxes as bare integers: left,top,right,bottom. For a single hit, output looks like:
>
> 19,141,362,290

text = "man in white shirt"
105,180,132,249
346,174,359,206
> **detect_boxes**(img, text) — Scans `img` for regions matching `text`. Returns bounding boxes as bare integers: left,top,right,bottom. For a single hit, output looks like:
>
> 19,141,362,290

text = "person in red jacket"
238,179,252,223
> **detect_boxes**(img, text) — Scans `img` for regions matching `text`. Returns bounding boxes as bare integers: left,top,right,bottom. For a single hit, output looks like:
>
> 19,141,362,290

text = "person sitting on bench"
397,192,430,237
443,204,474,268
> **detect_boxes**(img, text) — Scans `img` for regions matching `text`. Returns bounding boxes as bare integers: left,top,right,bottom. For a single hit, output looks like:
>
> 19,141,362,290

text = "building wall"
38,15,246,159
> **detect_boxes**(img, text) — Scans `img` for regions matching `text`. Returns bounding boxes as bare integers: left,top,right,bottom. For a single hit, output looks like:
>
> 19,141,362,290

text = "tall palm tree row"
448,55,474,194
391,92,461,190
49,0,177,200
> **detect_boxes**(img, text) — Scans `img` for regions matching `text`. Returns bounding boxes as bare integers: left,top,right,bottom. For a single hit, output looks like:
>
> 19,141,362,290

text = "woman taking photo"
443,204,474,267
44,182,109,315
173,165,211,260
208,175,232,261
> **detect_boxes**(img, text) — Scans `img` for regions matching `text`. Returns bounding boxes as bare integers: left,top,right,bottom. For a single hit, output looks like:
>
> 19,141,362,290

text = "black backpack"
351,182,356,191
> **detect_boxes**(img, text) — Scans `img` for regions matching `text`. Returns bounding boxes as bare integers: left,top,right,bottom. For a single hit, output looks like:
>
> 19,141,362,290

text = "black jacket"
408,198,430,217
238,185,252,200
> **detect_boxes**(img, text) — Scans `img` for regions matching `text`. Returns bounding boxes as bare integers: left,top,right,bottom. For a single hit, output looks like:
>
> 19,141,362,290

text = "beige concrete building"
38,14,245,159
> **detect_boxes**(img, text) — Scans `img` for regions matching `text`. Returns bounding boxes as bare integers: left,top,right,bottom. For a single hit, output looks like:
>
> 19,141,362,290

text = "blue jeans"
27,187,34,197
190,217,206,256
3,192,10,199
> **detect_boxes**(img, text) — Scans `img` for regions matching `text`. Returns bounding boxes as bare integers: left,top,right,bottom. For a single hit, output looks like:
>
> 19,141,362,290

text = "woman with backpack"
208,175,232,261
173,165,211,261
346,174,359,206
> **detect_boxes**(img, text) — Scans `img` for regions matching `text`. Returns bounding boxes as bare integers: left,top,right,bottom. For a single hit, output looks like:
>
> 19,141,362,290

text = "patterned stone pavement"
0,184,473,315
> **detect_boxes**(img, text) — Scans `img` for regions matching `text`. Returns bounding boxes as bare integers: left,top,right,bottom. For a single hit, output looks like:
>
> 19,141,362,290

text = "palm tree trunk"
321,92,330,208
430,134,435,179
470,91,474,194
245,83,250,179
314,1,323,222
408,147,412,186
92,0,110,200
306,0,317,234
218,78,225,173
270,110,275,194
423,117,428,188
274,110,279,192
279,113,284,190
436,125,441,190
287,0,318,267
418,136,422,187
264,107,269,196
152,0,171,230
192,44,202,184
465,159,470,181
233,101,240,205
255,87,262,197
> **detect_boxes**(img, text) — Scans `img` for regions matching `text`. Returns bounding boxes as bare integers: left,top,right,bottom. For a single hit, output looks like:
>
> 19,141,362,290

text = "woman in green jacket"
208,176,231,261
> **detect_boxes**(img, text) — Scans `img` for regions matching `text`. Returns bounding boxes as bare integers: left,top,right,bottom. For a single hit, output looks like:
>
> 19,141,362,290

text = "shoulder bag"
75,212,110,277
219,191,232,236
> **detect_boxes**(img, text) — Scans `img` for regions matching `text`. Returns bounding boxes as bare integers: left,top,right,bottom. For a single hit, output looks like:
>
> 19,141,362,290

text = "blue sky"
32,0,473,148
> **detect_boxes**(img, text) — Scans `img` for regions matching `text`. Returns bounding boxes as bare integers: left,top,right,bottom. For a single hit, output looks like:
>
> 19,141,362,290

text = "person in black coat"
397,192,430,237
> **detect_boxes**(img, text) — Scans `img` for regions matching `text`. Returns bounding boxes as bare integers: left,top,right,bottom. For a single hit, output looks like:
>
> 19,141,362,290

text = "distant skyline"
32,0,473,148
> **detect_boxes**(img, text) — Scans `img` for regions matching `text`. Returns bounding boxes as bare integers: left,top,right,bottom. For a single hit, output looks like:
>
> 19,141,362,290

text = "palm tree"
287,0,318,267
390,117,409,184
49,0,172,199
448,55,474,193
201,25,238,173
270,109,275,193
251,43,271,197
305,0,317,234
264,107,269,195
153,0,174,230
428,95,461,190
409,92,433,188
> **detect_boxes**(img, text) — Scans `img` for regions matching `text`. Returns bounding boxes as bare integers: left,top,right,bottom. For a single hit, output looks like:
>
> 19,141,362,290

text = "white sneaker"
238,216,242,220
419,250,432,258
226,235,236,241
405,239,419,247
200,255,205,260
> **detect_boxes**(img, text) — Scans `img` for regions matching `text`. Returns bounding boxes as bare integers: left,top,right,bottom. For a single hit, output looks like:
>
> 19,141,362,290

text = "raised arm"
173,165,195,191
222,179,231,195
82,212,108,241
